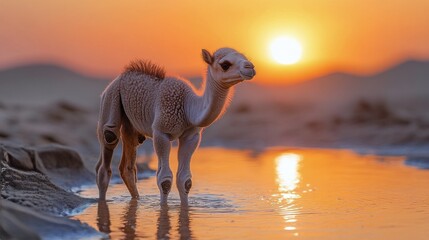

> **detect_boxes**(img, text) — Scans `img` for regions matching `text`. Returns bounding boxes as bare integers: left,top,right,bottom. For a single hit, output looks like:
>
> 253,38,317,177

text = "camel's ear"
202,49,213,65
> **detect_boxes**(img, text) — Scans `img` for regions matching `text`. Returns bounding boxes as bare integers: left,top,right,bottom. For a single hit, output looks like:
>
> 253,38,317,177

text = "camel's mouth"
240,70,256,80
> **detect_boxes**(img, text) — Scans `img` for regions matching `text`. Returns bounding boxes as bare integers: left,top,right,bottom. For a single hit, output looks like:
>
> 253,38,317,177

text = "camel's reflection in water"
97,200,193,240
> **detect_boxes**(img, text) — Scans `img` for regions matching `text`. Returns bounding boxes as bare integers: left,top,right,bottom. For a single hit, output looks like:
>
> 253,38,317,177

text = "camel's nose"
240,61,256,80
243,61,255,69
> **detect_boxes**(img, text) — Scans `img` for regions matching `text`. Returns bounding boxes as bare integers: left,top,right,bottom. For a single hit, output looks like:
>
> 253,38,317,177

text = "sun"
269,36,303,65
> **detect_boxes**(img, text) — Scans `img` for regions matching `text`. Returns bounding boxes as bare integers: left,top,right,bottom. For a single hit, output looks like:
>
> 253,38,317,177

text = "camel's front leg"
153,130,173,205
177,131,201,206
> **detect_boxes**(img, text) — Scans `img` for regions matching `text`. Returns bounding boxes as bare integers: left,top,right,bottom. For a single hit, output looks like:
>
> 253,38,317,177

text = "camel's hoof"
185,179,192,194
161,180,172,195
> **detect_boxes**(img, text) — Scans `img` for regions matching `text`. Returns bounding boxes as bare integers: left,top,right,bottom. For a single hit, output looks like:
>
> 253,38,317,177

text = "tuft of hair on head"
124,59,166,79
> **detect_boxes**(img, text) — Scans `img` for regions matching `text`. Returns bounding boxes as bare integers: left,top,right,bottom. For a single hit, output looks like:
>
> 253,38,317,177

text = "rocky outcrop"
0,143,100,239
0,199,104,240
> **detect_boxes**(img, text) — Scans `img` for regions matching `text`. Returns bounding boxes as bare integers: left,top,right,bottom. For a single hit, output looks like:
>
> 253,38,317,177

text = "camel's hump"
124,59,166,79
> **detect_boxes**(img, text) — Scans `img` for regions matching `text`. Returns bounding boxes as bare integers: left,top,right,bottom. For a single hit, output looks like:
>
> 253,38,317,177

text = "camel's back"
119,70,162,136
117,60,197,138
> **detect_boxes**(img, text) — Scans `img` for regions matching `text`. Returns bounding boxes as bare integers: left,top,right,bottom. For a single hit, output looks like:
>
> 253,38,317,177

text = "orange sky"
1,0,429,84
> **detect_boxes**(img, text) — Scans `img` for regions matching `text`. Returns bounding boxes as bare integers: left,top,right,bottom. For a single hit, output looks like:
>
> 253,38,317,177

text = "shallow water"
73,148,429,239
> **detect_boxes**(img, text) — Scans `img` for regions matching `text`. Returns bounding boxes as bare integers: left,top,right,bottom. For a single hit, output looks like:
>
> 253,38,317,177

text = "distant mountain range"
234,59,429,106
285,60,429,101
0,64,108,107
1,60,428,107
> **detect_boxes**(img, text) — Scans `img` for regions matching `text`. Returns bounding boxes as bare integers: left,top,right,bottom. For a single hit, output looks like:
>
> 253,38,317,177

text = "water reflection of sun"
274,153,302,235
276,153,301,201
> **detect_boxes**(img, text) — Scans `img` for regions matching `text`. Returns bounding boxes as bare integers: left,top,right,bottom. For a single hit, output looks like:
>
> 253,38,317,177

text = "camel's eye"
220,61,232,71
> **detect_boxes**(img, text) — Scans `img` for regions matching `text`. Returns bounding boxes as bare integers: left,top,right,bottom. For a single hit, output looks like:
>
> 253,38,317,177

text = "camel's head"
202,48,256,88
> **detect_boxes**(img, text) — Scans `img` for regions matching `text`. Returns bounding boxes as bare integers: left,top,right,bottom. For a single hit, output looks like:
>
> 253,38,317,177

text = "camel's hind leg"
96,80,122,200
119,115,143,199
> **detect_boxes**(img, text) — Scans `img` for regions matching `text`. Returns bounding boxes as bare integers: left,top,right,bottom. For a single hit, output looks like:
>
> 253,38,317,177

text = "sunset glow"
269,37,302,65
1,1,429,84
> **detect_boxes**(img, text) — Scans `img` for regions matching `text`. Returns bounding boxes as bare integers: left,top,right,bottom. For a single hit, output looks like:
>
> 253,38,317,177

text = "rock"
0,143,103,239
2,144,36,171
0,154,89,215
1,143,95,190
34,144,95,189
0,143,93,215
0,199,104,240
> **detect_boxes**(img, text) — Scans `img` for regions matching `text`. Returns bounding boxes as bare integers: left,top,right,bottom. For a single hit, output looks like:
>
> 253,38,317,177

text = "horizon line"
1,57,428,85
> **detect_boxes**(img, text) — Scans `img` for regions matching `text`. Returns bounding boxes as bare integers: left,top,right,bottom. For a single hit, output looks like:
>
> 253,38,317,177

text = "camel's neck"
187,69,231,127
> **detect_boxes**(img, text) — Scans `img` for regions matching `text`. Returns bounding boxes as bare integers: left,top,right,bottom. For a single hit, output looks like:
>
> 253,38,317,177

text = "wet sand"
73,148,429,239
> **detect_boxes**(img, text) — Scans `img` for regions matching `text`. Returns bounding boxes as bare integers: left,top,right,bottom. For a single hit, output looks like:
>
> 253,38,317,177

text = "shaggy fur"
95,48,256,205
124,60,166,79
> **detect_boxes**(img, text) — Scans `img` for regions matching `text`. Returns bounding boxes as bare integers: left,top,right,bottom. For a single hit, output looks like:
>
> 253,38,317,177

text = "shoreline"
1,140,428,239
0,142,152,239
